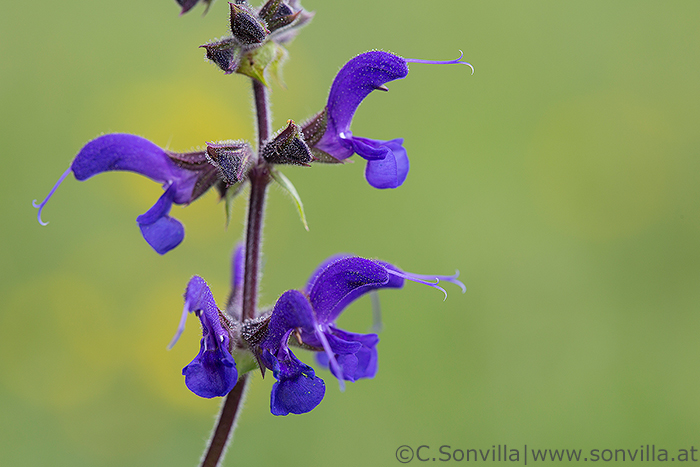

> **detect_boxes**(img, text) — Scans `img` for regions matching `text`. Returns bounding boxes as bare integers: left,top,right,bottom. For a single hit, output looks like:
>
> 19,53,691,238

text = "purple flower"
33,133,220,254
260,256,465,415
260,290,327,415
312,51,472,189
169,276,238,398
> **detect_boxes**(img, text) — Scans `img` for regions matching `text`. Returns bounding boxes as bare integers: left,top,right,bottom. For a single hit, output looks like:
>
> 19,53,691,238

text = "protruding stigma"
168,300,191,350
387,269,466,301
32,166,72,226
404,50,475,75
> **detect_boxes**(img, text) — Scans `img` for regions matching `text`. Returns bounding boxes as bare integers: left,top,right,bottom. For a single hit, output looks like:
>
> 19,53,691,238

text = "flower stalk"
243,79,273,322
253,79,272,147
200,374,250,467
201,76,273,467
242,166,270,322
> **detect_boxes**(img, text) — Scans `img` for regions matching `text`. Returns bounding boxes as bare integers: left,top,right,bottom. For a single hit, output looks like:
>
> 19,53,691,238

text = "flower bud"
262,120,313,166
230,2,269,45
200,38,241,75
268,0,314,44
258,0,300,32
206,140,255,186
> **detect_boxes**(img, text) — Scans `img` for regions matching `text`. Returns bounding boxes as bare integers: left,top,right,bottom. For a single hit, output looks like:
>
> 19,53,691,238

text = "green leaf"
270,169,309,231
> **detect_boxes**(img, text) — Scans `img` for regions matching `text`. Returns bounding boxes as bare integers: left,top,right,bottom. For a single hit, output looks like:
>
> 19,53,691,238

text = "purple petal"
184,276,218,317
306,331,361,382
183,342,237,398
320,331,363,355
264,290,316,355
330,327,379,380
138,215,184,255
317,351,357,380
71,133,197,204
350,135,392,161
180,276,238,398
70,134,203,253
316,51,409,159
314,327,379,381
169,275,217,350
307,325,345,391
270,351,325,416
301,328,361,354
360,138,409,189
136,183,176,225
136,184,184,255
325,51,408,135
315,131,354,160
373,260,407,289
306,257,390,323
304,253,352,292
226,244,246,315
231,244,245,294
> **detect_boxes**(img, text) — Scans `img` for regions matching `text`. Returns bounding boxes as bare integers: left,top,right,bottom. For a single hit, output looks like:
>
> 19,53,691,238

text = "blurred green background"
2,0,699,465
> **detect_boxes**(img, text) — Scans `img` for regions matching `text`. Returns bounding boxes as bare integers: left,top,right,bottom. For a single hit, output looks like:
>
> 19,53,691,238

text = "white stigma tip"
462,62,475,75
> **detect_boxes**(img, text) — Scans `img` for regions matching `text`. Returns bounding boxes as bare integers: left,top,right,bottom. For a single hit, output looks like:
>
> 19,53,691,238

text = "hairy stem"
243,79,272,321
199,79,272,467
199,374,250,467
253,79,271,148
242,165,270,321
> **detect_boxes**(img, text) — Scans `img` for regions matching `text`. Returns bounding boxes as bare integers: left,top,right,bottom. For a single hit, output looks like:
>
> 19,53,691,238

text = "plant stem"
253,79,271,148
199,374,250,467
243,79,272,321
242,165,270,321
199,79,272,467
